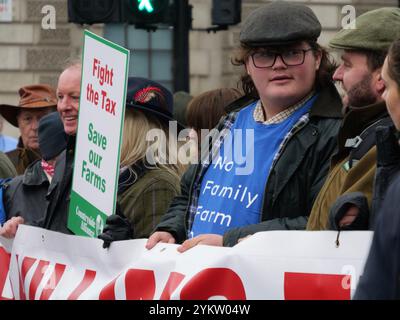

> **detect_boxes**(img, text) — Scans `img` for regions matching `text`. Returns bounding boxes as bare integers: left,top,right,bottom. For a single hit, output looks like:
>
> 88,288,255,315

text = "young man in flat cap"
145,2,343,250
0,85,57,174
307,7,400,231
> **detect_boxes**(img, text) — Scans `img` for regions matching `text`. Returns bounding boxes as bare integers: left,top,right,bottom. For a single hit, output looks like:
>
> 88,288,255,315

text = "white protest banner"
68,30,129,237
0,237,13,300
0,225,373,300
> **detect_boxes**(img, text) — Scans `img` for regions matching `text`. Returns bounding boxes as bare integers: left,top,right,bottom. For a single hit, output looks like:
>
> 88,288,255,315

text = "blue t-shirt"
190,96,317,238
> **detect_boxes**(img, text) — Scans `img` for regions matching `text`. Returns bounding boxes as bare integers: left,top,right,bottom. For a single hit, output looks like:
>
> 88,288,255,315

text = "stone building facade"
0,0,397,136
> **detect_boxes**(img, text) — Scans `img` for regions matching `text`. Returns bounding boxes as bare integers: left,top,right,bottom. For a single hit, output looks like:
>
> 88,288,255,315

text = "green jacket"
119,167,181,239
154,83,343,246
307,102,390,230
0,151,16,178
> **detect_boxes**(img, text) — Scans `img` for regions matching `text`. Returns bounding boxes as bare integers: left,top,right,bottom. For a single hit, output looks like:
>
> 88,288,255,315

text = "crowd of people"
0,2,400,299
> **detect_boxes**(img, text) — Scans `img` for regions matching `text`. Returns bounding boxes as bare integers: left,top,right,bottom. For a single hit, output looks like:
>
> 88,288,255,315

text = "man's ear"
245,64,251,76
374,68,385,94
244,57,253,76
315,49,322,70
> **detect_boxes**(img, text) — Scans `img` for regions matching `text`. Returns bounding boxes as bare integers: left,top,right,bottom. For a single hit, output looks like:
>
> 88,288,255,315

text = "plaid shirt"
186,104,311,237
253,91,315,124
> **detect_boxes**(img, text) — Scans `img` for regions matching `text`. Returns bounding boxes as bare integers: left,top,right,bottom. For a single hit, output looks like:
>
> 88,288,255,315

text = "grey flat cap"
240,1,321,46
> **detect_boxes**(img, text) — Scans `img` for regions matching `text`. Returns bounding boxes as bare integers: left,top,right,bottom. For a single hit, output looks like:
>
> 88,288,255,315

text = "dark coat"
37,137,74,234
353,174,400,300
326,125,400,231
370,126,400,228
154,83,343,246
3,160,49,225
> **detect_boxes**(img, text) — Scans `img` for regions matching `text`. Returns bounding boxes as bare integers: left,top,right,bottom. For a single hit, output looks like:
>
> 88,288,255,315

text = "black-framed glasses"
251,48,313,68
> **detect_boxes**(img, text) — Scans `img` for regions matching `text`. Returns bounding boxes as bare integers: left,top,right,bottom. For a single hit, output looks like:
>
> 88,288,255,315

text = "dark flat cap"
330,7,400,52
240,2,321,46
38,112,67,161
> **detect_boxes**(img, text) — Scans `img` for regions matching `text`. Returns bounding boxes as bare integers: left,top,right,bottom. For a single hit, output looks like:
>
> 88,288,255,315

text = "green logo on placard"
68,191,107,237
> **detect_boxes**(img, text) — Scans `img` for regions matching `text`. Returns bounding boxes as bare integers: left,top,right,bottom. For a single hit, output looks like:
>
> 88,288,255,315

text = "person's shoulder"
0,151,17,179
1,174,24,203
121,167,180,200
132,167,180,194
0,151,10,161
142,167,180,184
224,95,258,114
237,100,259,115
4,174,23,189
5,148,18,158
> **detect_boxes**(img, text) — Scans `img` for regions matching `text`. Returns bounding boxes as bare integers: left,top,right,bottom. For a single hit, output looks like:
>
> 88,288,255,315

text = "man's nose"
272,54,287,69
333,65,344,82
31,118,39,130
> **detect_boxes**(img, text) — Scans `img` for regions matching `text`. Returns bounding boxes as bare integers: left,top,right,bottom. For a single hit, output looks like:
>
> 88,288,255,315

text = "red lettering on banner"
99,269,156,300
0,247,12,300
68,269,96,300
125,269,155,300
29,260,50,300
99,276,117,300
284,272,351,300
40,263,66,300
17,255,36,300
180,268,246,300
160,272,185,300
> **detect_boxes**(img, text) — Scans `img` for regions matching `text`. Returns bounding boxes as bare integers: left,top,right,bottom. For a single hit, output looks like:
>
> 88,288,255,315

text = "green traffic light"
138,0,154,13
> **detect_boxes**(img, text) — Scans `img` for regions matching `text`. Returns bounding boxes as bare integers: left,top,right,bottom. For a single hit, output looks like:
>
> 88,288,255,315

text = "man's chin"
342,95,349,108
63,124,77,136
27,144,40,152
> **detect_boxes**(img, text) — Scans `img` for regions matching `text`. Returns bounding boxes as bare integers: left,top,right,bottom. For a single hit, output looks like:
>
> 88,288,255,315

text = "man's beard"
345,74,379,108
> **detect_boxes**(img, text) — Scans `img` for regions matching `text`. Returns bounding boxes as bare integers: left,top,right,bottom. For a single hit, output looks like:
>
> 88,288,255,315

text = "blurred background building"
0,0,398,137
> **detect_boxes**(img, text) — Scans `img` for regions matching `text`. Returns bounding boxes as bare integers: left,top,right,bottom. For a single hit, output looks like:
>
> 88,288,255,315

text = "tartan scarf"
41,159,55,177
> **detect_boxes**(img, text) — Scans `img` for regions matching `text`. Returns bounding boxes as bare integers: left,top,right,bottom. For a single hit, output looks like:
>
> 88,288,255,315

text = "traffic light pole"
173,0,191,93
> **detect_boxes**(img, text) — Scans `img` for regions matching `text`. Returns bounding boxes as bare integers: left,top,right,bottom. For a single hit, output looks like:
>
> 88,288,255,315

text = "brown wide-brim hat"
0,84,57,127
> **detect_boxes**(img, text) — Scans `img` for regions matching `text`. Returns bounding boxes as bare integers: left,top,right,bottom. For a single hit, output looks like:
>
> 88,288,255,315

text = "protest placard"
68,30,130,237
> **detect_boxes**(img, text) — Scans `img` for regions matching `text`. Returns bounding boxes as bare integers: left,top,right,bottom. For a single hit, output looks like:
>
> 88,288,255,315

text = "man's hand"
146,231,176,250
0,217,25,239
339,205,359,228
177,234,223,253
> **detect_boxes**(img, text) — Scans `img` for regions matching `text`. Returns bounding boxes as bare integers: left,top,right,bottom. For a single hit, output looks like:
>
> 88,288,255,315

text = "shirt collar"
254,91,315,124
